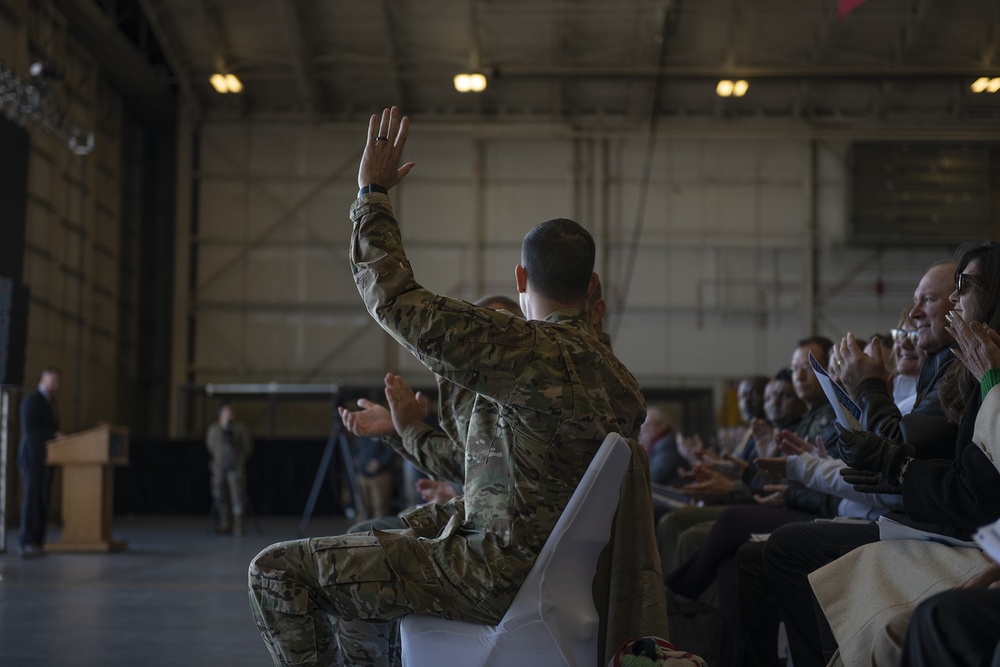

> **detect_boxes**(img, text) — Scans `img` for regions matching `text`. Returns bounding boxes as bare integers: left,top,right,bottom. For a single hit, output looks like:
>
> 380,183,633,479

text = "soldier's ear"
514,264,528,294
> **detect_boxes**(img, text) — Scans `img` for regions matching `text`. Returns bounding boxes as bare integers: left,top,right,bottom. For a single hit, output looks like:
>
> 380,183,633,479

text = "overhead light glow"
971,77,991,93
970,76,1000,94
468,73,487,92
454,72,487,93
210,72,243,94
732,79,749,97
225,73,243,93
716,79,734,97
210,73,228,93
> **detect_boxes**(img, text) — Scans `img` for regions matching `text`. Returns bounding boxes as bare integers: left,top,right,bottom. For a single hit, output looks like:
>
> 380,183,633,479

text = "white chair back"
400,432,631,667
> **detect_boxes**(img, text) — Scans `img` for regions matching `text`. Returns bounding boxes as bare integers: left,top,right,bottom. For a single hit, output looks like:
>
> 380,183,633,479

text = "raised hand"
339,399,395,437
357,106,416,190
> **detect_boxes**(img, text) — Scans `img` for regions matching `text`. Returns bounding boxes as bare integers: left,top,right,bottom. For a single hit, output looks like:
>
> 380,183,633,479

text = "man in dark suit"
17,367,62,556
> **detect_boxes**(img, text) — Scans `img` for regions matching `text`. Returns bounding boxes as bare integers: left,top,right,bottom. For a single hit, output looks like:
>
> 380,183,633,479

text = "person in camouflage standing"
248,106,646,667
206,402,253,536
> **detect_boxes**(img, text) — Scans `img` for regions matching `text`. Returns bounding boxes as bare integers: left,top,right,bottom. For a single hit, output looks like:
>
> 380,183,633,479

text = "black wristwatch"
358,183,388,197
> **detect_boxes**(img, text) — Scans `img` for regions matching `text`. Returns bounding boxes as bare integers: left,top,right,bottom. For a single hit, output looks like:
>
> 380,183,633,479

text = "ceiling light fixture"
717,79,748,97
210,72,243,94
454,72,487,93
210,73,227,93
970,76,1000,93
225,73,243,94
971,77,991,93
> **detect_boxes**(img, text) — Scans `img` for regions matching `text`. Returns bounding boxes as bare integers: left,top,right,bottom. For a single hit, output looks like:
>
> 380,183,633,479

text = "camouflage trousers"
249,533,455,667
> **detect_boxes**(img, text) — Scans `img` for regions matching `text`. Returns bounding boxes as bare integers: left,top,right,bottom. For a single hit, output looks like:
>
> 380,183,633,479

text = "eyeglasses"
889,328,919,344
956,273,978,295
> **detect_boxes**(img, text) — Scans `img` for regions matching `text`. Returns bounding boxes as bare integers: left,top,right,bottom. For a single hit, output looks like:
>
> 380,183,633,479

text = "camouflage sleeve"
383,421,465,484
400,497,465,537
350,195,535,403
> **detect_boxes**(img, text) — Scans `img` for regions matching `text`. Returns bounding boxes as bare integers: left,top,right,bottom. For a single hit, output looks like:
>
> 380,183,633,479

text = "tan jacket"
594,439,670,666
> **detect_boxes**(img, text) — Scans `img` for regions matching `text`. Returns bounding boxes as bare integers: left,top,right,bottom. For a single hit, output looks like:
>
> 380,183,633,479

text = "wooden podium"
46,424,129,552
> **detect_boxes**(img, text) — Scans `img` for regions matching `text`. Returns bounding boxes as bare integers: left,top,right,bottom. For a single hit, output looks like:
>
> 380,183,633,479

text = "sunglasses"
956,273,978,295
889,328,919,344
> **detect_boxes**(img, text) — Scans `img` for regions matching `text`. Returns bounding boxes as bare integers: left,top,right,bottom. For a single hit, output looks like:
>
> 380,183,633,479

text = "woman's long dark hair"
939,241,1000,423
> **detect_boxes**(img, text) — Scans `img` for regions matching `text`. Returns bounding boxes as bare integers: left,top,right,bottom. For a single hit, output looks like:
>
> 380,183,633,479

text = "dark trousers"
759,521,880,667
665,505,813,667
734,541,782,667
902,588,1000,667
18,460,51,547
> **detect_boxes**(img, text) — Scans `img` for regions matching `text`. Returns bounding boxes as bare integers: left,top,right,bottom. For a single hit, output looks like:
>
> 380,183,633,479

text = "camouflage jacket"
205,421,253,470
350,193,646,621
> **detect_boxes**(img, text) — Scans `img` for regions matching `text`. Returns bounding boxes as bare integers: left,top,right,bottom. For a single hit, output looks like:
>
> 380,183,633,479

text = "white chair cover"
400,432,631,667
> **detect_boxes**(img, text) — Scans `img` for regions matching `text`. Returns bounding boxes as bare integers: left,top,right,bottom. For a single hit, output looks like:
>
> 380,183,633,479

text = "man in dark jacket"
835,260,959,458
17,367,62,556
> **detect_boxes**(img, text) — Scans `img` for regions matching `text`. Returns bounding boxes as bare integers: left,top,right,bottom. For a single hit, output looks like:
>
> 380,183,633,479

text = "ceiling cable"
611,0,677,339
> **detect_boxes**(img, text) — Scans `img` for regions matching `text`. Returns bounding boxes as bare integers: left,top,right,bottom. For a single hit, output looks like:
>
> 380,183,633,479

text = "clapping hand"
681,464,735,503
416,479,458,504
677,433,706,467
339,400,395,438
946,312,1000,382
751,417,777,458
776,431,828,458
835,332,890,398
383,373,428,437
702,451,748,478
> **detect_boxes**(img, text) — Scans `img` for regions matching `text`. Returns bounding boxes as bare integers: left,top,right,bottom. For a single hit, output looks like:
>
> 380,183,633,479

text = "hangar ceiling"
63,0,1000,126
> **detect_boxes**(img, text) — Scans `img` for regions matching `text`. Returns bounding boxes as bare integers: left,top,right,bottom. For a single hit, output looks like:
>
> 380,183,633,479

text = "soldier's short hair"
521,218,595,304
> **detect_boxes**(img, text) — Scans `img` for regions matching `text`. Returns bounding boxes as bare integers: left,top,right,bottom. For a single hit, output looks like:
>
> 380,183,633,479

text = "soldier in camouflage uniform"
248,106,646,667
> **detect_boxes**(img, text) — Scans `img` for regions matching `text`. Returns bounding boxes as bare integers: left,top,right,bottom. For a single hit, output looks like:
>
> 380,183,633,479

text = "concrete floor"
0,514,353,667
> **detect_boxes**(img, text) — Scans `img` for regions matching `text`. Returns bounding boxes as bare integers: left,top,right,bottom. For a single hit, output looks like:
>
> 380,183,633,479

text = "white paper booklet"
877,515,978,549
973,517,1000,564
808,351,862,431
